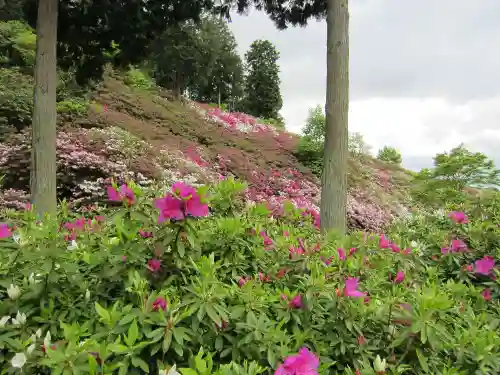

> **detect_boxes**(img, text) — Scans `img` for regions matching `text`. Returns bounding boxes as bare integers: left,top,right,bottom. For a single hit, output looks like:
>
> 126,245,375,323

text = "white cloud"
228,1,500,171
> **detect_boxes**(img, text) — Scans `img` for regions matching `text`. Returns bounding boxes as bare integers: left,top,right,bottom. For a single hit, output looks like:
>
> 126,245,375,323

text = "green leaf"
173,328,184,346
118,359,129,375
119,314,135,326
87,354,99,375
94,302,110,322
180,368,199,375
194,355,207,374
126,319,139,347
177,239,185,257
206,304,221,325
131,356,149,372
416,348,429,372
163,331,173,352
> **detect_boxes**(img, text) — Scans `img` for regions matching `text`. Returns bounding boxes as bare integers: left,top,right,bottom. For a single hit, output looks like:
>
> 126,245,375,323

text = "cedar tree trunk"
320,0,349,234
31,0,58,217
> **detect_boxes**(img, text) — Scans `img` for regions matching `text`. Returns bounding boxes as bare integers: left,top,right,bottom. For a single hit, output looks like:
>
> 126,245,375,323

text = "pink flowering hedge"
0,99,400,232
0,179,498,374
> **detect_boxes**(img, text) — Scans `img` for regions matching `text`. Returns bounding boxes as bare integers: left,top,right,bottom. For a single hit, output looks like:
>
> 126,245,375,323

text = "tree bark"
31,0,58,217
320,0,349,234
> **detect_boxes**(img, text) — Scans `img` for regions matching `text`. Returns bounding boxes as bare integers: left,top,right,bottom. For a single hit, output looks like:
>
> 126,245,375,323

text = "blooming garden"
0,171,499,374
1,73,499,374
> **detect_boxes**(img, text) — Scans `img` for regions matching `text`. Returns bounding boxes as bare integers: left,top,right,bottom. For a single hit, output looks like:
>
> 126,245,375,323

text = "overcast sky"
228,0,500,171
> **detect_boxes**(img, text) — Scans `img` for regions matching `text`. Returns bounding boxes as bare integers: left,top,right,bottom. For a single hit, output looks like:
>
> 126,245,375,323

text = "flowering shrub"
0,179,498,374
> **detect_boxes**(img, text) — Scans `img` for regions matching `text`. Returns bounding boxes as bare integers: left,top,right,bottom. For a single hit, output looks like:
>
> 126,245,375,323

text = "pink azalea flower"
154,182,209,223
379,235,391,249
138,230,153,238
238,277,248,287
259,231,274,247
154,195,184,222
107,184,135,205
275,347,319,375
289,245,305,258
283,230,289,237
152,297,167,311
0,224,12,239
394,271,405,284
390,243,400,253
185,193,209,217
448,211,468,224
147,259,161,272
344,277,367,298
348,247,357,256
320,255,334,266
475,256,495,275
289,295,303,309
482,288,492,301
337,248,346,261
450,239,467,252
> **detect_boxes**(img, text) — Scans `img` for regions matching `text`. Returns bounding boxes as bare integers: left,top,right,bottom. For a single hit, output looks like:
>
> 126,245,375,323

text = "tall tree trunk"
31,0,58,217
320,0,349,234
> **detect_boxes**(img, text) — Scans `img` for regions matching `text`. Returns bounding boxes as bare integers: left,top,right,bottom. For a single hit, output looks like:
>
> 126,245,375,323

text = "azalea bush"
1,177,499,374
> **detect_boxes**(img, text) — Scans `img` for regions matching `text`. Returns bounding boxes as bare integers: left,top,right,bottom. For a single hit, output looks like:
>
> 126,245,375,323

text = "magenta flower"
107,184,135,205
0,224,12,239
289,295,303,309
379,235,391,249
344,277,367,298
275,347,319,375
448,211,468,224
475,256,495,275
147,259,161,272
259,231,274,247
154,195,184,222
152,297,167,311
320,255,334,266
394,271,405,284
138,230,153,238
482,288,492,301
154,182,209,223
289,245,305,258
238,277,248,287
337,248,346,261
390,243,400,253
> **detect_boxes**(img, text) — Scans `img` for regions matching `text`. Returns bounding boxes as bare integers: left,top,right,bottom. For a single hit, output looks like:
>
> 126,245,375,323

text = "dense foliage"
0,175,499,374
150,15,244,106
377,147,402,166
411,145,500,208
240,40,283,120
295,106,372,177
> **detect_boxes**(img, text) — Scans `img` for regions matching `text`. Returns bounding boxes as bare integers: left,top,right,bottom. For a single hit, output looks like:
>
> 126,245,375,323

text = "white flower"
0,316,10,327
374,355,387,373
410,240,418,248
67,240,78,251
27,343,36,354
12,233,21,243
159,365,180,375
11,353,26,368
12,311,27,326
28,273,35,284
7,284,21,300
167,365,180,375
35,328,42,338
85,289,91,301
44,331,51,348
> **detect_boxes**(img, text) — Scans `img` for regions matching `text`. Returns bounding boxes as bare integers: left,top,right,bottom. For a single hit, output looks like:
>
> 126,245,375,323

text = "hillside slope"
0,72,412,231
